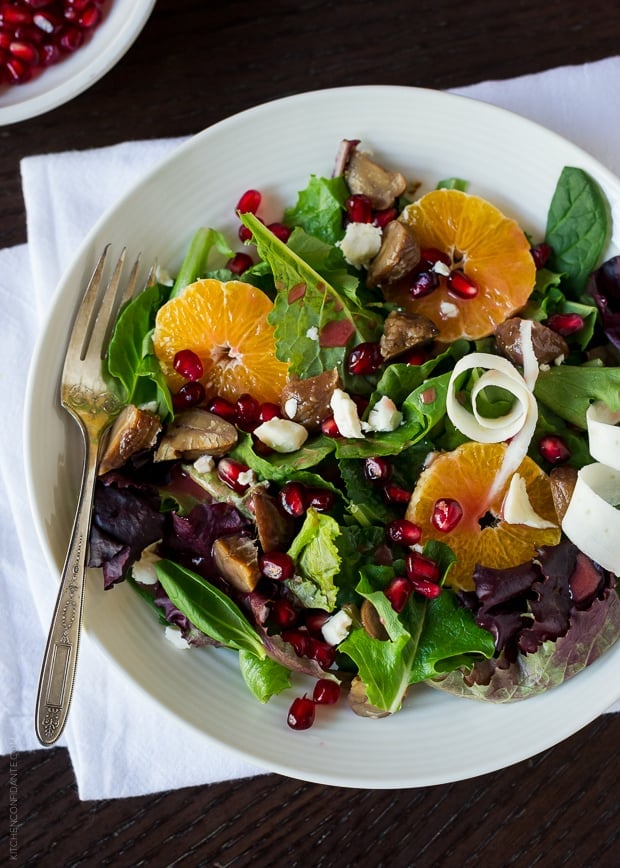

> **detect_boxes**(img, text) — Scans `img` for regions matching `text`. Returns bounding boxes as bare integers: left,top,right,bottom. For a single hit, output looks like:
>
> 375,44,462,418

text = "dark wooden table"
2,1,619,865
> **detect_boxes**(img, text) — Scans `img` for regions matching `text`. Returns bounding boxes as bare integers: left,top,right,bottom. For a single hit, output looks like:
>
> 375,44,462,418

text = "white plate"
24,86,620,788
0,0,156,125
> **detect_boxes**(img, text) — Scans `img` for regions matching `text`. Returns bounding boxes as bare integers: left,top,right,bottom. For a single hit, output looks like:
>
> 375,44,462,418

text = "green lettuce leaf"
238,650,291,703
286,509,342,611
283,174,349,244
240,212,383,379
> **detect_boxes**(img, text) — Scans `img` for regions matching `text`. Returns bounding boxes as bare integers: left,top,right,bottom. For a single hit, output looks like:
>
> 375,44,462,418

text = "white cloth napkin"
1,56,620,799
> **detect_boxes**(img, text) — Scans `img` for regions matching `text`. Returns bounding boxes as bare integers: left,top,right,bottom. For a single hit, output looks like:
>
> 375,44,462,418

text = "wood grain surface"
2,1,619,866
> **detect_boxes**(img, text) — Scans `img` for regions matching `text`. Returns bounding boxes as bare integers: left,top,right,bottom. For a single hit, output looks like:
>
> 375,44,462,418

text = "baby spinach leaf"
154,559,266,658
104,281,173,418
231,432,338,490
534,364,620,428
545,167,610,297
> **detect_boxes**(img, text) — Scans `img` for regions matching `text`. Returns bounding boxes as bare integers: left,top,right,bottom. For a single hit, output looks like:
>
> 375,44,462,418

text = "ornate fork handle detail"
35,429,101,745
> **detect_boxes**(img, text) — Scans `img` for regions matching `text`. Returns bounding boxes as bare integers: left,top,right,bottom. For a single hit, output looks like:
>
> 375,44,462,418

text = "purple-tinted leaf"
162,502,251,580
588,254,620,349
89,475,165,588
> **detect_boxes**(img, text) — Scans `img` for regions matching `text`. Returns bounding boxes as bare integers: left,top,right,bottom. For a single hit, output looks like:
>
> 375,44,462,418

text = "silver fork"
35,246,142,746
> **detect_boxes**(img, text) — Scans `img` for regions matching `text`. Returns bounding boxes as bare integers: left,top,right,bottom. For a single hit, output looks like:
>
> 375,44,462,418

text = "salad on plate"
87,139,620,730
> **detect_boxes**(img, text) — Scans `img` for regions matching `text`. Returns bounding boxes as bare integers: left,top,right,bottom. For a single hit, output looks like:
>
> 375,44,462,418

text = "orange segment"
153,278,288,404
391,189,536,342
406,442,561,591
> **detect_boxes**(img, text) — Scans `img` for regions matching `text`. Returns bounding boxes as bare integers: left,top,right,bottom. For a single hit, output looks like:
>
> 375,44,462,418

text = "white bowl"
24,86,620,788
0,0,156,125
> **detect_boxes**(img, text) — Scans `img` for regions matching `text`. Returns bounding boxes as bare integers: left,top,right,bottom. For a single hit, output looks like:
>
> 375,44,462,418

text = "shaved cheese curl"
586,401,620,470
562,464,620,574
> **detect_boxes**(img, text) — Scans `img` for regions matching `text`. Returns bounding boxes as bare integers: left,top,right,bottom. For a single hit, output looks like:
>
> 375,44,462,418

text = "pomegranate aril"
409,270,438,299
271,599,298,629
260,551,295,581
5,56,31,82
281,629,311,657
546,312,584,336
386,518,422,546
173,348,203,381
313,678,340,705
384,576,412,613
431,498,463,532
346,341,383,376
383,483,411,505
258,401,282,423
401,347,428,366
373,206,397,228
172,380,205,410
304,609,331,634
207,395,236,422
234,392,260,431
448,269,478,299
33,11,61,33
305,488,335,513
309,638,336,669
287,695,315,730
268,222,291,243
363,455,392,484
9,40,38,64
78,4,100,28
345,194,373,224
236,188,261,214
409,576,442,599
0,29,10,50
320,415,341,438
0,7,33,27
217,457,253,493
420,247,451,269
59,26,83,51
226,251,253,275
39,40,59,63
530,242,552,269
406,551,440,583
238,224,253,243
24,0,56,8
279,481,307,518
65,0,90,9
538,434,571,464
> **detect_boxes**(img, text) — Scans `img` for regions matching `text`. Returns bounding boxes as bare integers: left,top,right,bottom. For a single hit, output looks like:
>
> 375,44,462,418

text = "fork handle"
35,434,100,746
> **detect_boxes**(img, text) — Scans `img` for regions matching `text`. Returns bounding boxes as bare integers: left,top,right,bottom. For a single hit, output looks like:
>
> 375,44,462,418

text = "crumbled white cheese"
238,468,256,487
321,609,353,646
330,388,364,439
155,265,174,286
554,354,565,366
366,395,403,432
164,626,190,649
253,418,309,453
283,397,298,420
337,222,382,269
305,326,319,341
131,542,162,586
193,454,215,474
439,301,459,318
433,260,451,277
502,474,557,529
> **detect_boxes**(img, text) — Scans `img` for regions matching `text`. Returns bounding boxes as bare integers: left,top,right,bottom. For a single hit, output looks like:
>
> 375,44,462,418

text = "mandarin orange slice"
406,442,561,591
391,189,536,342
153,278,289,404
